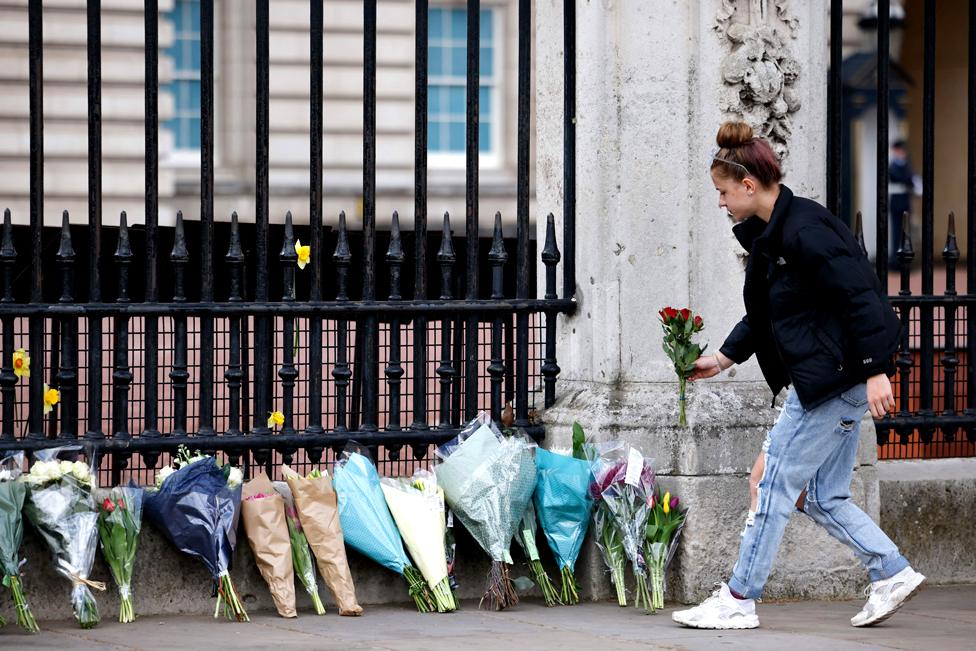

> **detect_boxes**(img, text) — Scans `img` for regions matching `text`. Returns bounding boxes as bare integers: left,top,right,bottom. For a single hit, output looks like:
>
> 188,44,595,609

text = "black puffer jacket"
719,185,901,409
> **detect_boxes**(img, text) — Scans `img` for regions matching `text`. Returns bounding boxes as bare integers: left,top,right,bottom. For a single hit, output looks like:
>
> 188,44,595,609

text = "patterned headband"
710,147,752,175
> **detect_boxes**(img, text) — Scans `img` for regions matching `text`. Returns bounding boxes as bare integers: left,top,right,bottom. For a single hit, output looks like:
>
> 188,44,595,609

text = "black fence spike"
387,210,404,263
281,210,296,260
438,212,455,263
57,211,75,305
0,209,14,260
171,210,189,262
115,211,132,260
489,211,507,264
57,210,75,261
943,211,960,263
226,211,243,263
542,212,561,264
897,211,914,262
335,210,351,263
853,210,867,256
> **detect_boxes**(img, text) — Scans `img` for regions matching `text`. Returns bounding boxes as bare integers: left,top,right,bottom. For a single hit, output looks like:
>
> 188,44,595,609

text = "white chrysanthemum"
71,460,90,482
38,460,62,482
227,466,243,489
156,464,176,487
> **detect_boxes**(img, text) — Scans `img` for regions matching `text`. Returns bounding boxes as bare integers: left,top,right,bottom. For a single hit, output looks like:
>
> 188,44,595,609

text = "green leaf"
572,422,587,460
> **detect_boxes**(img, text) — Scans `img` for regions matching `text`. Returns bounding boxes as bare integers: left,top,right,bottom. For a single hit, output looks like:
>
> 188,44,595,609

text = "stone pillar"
536,1,879,602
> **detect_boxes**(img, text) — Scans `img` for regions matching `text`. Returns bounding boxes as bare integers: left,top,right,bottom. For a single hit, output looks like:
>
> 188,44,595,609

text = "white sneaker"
672,583,759,629
851,566,926,627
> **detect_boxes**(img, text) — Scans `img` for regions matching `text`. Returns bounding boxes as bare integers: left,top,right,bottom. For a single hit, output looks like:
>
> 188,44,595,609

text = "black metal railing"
829,0,976,458
0,0,578,482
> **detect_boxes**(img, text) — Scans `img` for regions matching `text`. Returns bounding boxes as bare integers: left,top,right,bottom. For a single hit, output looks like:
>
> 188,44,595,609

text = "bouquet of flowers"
513,501,560,606
22,446,103,628
434,413,537,611
241,472,296,618
534,435,594,605
283,465,362,616
589,442,656,612
333,448,435,613
380,470,457,612
144,447,248,622
659,306,705,426
272,481,326,615
645,486,686,610
0,452,39,632
96,486,143,623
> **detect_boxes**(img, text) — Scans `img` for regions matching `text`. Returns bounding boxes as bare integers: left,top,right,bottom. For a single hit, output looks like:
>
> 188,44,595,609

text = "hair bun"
716,121,754,149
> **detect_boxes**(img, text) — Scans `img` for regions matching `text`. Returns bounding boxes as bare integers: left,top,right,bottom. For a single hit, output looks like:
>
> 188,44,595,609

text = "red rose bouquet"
659,307,706,426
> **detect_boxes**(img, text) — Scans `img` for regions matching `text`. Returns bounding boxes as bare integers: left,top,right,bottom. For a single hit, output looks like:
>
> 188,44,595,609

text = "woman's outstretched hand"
688,352,732,381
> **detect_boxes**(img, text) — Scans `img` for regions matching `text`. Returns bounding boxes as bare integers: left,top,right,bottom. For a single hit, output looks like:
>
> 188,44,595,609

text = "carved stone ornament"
715,0,801,162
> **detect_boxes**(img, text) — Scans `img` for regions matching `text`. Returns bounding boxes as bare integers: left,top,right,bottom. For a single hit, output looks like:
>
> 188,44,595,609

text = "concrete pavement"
1,584,972,650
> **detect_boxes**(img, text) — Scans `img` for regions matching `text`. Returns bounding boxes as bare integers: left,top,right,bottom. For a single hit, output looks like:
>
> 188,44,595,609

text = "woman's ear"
742,177,756,196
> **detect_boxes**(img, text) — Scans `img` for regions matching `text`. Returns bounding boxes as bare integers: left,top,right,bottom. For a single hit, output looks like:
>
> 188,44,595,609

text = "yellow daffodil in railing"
267,410,285,429
12,348,29,378
295,239,311,270
43,383,60,414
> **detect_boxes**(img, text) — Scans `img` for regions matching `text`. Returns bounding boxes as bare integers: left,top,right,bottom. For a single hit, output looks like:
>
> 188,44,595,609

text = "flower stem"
432,578,457,612
634,572,653,614
309,589,326,615
404,565,436,613
559,566,580,605
7,575,39,633
678,378,687,427
530,559,561,607
215,573,249,622
611,561,627,607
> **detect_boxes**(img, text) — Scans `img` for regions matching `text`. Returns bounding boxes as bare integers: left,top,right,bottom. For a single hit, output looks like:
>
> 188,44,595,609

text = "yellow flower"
295,239,311,270
43,384,60,414
662,491,671,515
12,349,29,378
267,410,285,428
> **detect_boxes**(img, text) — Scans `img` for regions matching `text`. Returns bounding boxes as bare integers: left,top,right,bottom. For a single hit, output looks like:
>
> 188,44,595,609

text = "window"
428,6,499,167
165,0,201,153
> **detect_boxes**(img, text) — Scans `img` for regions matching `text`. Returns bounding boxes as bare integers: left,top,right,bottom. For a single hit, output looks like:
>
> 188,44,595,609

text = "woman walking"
672,122,925,630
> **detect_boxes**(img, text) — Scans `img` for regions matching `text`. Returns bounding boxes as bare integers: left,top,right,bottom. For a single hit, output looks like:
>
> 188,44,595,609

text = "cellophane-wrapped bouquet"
589,442,656,612
333,448,435,613
645,486,687,610
96,486,143,623
144,447,248,622
22,446,103,628
435,413,537,611
534,424,594,605
0,451,39,632
380,470,457,612
272,480,326,615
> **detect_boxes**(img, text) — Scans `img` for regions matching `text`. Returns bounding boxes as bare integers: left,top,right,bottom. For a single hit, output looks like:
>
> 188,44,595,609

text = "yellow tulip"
12,348,29,378
663,491,671,515
295,239,311,270
267,410,285,428
43,384,60,414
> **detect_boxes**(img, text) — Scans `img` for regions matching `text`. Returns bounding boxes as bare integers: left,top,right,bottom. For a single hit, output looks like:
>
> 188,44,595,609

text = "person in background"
888,139,915,266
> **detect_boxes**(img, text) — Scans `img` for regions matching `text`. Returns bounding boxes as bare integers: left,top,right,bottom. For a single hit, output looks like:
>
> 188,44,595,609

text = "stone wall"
878,458,976,586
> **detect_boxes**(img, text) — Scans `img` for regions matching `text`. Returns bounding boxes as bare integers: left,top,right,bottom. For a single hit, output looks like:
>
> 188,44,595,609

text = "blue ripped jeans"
728,384,909,600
